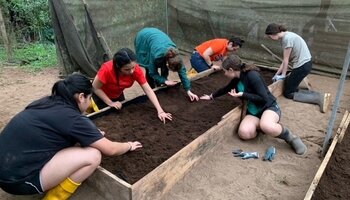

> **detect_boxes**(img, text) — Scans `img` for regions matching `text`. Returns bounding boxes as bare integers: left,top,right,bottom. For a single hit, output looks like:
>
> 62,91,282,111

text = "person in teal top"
200,55,307,155
134,27,199,101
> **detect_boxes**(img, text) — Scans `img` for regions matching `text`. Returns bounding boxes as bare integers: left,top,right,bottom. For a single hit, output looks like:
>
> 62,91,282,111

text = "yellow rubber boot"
43,178,81,200
85,97,100,114
187,68,198,78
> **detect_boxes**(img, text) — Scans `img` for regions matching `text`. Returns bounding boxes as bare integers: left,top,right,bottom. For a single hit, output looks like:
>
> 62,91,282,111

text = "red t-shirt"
97,60,147,99
195,38,228,61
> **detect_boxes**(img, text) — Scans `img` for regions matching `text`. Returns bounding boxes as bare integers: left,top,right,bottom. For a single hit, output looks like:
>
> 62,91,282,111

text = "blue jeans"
190,51,210,72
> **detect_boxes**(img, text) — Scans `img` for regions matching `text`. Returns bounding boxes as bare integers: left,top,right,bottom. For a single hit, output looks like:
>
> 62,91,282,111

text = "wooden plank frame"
80,69,284,200
303,110,350,200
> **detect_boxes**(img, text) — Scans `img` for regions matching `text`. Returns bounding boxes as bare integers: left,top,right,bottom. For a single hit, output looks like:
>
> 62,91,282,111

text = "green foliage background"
0,0,53,41
0,0,57,70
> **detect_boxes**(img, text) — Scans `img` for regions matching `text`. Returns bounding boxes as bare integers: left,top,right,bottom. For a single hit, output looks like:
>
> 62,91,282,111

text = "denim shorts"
0,170,44,195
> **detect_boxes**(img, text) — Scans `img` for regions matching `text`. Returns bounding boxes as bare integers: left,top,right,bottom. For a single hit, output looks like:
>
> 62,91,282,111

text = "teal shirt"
134,27,191,91
237,81,261,116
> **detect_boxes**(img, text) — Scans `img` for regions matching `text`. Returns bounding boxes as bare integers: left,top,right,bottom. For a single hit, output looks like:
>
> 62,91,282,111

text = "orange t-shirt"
195,38,228,61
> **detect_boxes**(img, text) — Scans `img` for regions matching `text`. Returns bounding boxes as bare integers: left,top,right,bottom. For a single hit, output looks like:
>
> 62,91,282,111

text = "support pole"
165,0,168,34
322,41,350,156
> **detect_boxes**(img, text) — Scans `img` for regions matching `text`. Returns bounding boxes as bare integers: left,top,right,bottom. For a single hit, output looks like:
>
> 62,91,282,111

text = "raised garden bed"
84,68,277,200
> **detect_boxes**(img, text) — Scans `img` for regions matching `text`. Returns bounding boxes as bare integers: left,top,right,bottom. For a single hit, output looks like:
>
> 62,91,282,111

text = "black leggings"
145,57,168,89
283,60,312,99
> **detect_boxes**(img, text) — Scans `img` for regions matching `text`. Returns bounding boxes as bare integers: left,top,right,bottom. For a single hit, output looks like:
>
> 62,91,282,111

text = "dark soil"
92,69,274,184
312,124,350,200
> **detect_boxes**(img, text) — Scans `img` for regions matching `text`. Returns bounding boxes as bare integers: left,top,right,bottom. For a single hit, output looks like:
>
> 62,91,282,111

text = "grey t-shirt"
282,31,311,69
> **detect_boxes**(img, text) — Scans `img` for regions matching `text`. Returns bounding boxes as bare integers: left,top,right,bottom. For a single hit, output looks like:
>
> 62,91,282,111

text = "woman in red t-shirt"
91,48,172,123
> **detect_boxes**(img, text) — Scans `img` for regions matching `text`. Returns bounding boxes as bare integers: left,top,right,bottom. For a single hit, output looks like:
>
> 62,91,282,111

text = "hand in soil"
165,80,179,86
199,94,212,100
187,90,199,101
129,141,142,151
158,112,172,124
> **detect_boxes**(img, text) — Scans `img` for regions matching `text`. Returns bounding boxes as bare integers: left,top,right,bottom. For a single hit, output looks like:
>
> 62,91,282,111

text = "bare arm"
92,76,113,106
141,82,172,123
141,82,164,114
202,47,214,66
279,47,292,76
202,47,221,70
92,76,122,109
90,137,142,156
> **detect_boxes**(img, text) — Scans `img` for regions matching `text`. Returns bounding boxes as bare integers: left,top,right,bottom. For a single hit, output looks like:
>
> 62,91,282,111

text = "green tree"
0,0,52,42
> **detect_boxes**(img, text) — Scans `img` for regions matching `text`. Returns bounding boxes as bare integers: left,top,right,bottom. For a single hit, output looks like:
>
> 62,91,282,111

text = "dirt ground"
0,61,350,200
312,123,350,200
163,73,350,200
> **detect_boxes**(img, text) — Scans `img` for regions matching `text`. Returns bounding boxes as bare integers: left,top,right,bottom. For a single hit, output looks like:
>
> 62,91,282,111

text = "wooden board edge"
336,110,349,134
132,105,242,200
86,85,174,119
84,166,132,200
188,68,215,82
268,79,284,97
338,110,350,143
303,111,350,200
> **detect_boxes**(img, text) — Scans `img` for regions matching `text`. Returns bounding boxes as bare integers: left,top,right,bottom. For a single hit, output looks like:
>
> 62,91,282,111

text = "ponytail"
27,73,92,111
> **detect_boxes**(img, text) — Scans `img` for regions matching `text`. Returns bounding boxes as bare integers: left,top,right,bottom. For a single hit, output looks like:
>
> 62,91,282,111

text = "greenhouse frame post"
322,41,350,157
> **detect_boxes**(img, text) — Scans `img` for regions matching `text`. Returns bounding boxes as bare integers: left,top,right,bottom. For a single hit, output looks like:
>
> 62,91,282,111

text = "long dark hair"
265,23,287,35
26,73,92,111
113,48,137,86
222,55,260,72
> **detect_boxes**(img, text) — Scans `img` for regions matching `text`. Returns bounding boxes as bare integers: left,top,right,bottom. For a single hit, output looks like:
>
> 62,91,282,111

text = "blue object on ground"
263,145,276,161
232,149,259,159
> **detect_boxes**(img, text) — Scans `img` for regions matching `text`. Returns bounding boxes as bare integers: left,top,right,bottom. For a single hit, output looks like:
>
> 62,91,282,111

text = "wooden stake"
337,110,350,143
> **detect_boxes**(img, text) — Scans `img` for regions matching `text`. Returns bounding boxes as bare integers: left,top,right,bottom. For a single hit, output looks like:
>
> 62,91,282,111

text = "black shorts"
0,170,44,195
248,103,281,120
266,103,282,121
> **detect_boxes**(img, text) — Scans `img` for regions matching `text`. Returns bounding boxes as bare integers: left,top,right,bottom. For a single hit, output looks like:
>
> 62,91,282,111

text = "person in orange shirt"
190,37,244,73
